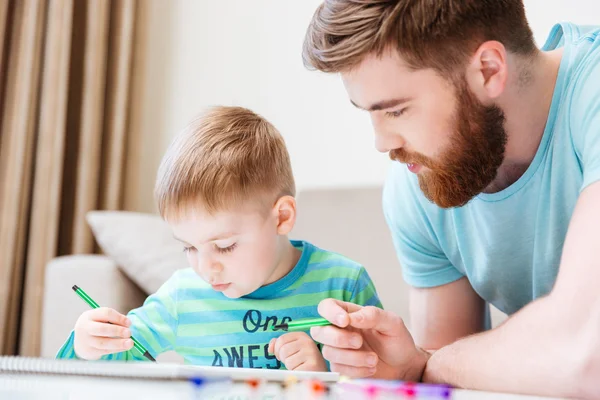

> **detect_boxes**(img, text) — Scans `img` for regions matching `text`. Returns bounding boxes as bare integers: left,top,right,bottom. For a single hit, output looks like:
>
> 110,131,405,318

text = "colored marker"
71,285,156,362
337,379,452,399
272,317,332,331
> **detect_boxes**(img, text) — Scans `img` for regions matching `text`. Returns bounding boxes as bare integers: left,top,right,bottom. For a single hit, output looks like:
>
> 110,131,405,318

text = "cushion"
86,211,188,294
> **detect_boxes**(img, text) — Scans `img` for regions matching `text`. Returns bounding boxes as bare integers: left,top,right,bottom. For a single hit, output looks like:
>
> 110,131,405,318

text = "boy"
56,106,382,371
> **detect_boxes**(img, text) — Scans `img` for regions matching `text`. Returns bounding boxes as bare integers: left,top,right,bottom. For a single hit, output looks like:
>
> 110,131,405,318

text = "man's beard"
390,80,507,208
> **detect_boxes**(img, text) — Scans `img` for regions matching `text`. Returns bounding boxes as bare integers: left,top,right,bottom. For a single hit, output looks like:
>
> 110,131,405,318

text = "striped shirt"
56,240,382,369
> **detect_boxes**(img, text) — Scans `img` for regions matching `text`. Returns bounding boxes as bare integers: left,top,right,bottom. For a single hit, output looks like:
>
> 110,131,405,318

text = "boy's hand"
268,332,327,372
73,307,134,360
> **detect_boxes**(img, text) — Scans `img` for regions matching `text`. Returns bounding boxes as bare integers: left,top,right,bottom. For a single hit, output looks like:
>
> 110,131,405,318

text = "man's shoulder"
559,24,600,164
560,23,600,94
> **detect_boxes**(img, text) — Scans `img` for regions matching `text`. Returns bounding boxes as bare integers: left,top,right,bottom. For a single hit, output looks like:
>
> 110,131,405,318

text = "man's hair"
303,0,537,77
155,106,296,219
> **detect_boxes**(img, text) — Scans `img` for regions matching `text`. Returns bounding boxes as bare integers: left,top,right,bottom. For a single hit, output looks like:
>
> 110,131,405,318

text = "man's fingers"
329,362,376,378
87,321,131,338
90,308,131,327
91,337,134,351
348,306,406,336
321,345,378,368
317,299,363,328
310,325,363,349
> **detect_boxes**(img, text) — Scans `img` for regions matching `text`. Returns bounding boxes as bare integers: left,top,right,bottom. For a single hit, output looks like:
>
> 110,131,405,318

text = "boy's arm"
56,274,180,361
350,268,383,309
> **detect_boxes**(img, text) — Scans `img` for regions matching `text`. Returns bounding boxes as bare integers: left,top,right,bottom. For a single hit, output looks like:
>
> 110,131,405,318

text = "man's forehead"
342,55,450,109
342,51,413,80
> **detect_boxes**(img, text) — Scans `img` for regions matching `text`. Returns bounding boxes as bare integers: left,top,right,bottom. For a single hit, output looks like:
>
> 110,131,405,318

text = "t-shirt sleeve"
350,267,383,309
571,44,600,191
382,164,463,288
125,273,180,358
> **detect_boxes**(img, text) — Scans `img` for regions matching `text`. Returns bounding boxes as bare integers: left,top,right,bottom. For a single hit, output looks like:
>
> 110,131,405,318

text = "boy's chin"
219,286,246,299
221,291,242,299
220,284,261,299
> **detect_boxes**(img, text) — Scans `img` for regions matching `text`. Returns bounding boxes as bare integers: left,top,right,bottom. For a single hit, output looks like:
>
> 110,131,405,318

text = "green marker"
272,317,332,332
71,285,156,362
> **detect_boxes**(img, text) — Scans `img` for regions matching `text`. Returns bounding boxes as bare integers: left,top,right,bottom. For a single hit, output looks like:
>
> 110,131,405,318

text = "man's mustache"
389,149,432,167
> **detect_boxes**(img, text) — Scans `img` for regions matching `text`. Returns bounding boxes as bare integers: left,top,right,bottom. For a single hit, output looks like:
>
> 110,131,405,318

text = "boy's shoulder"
298,240,381,308
300,240,366,278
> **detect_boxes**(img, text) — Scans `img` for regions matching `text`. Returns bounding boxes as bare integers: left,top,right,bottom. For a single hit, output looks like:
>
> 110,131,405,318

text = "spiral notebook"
0,356,339,383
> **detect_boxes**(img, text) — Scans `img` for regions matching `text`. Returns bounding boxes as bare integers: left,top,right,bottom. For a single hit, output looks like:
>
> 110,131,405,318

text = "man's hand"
310,299,428,380
268,332,328,372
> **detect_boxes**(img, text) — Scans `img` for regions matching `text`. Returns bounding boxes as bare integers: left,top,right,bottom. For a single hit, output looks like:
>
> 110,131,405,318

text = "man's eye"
385,109,405,118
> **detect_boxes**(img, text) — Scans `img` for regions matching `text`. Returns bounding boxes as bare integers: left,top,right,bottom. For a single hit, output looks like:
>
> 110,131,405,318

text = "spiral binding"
0,356,179,380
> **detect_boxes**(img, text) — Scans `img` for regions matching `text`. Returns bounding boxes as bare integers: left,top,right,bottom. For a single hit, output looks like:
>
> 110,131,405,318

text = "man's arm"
410,277,486,350
422,181,600,399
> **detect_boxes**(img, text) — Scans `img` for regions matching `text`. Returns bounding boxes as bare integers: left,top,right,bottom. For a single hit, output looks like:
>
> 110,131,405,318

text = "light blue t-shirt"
383,22,600,316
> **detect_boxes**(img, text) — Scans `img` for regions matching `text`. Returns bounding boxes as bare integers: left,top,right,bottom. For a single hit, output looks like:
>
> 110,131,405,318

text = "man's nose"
374,131,405,153
371,117,405,153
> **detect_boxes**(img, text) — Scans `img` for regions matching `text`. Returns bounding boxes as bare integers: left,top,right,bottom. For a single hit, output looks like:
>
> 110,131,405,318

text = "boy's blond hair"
155,106,296,219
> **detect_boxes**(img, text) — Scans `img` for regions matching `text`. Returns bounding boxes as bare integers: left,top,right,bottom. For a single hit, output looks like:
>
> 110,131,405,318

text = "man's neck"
485,48,564,193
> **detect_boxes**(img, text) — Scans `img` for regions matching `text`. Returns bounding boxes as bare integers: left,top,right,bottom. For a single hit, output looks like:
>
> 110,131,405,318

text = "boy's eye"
215,243,237,254
183,246,196,253
385,109,406,118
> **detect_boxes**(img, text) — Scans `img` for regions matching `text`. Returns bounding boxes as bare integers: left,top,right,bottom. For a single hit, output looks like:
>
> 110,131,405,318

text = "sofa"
40,187,506,359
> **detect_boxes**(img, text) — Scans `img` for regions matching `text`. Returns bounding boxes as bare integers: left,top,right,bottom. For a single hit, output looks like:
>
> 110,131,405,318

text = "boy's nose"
198,257,223,274
207,261,223,273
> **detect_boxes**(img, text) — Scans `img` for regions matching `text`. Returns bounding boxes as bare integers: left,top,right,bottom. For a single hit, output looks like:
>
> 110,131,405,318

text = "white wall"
125,0,600,213
524,0,600,46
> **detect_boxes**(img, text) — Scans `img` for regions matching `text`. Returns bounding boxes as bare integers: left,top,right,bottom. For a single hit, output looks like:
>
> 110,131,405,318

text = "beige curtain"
0,0,138,356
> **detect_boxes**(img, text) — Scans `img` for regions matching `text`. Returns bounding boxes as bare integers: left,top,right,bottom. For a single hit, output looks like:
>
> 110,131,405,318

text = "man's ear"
465,40,508,102
272,195,297,235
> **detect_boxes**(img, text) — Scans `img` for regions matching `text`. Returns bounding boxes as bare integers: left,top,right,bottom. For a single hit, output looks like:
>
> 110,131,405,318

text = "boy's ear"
273,195,296,235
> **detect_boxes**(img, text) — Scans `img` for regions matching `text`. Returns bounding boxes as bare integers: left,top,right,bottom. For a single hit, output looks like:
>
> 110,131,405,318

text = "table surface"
0,374,564,400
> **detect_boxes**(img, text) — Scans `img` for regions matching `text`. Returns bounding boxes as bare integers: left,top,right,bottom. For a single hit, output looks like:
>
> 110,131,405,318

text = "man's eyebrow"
350,97,411,111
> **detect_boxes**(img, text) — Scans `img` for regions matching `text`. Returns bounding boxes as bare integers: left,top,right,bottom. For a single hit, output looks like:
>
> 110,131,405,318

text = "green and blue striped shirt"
56,240,382,369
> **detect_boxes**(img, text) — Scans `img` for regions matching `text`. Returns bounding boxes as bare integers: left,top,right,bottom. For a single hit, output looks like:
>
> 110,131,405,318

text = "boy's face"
169,202,289,298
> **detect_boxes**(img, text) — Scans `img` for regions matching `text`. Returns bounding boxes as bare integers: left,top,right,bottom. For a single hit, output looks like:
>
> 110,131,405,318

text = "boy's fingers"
280,351,304,371
76,348,102,361
88,321,131,338
273,334,299,357
278,342,301,362
90,308,131,327
92,337,133,351
268,339,276,355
